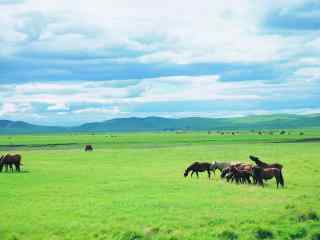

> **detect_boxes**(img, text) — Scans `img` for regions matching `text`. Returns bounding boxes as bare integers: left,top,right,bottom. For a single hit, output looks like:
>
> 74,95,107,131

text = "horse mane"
249,155,268,167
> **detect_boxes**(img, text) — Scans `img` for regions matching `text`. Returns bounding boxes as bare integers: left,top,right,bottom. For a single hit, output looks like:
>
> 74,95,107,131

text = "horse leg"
207,170,211,180
241,176,246,184
279,171,284,187
15,163,20,172
230,174,235,183
275,175,281,188
259,179,264,187
253,176,257,184
247,175,252,184
196,171,199,178
5,164,8,172
191,171,195,178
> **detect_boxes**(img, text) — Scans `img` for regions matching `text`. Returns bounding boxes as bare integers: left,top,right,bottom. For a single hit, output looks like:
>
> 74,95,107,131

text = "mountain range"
0,114,319,134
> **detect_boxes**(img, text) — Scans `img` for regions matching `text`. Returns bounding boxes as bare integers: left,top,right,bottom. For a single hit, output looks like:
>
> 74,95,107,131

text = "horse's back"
4,154,21,163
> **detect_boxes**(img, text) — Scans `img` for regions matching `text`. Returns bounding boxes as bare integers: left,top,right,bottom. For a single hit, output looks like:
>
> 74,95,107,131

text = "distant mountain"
73,114,320,132
0,114,320,134
0,120,65,134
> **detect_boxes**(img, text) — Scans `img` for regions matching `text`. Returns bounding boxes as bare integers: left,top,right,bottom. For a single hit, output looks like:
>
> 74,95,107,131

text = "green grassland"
0,130,320,240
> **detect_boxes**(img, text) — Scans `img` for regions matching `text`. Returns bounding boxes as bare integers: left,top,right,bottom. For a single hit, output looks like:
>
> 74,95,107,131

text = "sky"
0,0,320,126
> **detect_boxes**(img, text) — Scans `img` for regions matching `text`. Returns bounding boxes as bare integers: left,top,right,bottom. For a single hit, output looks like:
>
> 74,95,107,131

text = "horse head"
249,155,259,162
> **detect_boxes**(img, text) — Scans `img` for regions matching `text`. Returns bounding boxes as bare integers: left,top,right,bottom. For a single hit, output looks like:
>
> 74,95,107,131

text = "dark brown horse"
252,166,284,188
184,162,213,179
0,154,22,172
229,166,252,184
249,155,283,170
221,163,253,183
85,144,93,152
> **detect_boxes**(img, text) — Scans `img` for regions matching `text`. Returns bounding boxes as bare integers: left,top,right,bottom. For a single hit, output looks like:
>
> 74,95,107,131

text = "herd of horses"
184,155,284,188
0,154,22,172
1,148,284,189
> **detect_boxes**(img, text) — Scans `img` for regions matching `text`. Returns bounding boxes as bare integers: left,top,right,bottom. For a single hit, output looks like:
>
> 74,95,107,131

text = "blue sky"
0,0,320,126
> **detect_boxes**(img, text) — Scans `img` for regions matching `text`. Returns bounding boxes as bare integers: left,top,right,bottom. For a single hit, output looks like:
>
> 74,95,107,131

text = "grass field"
0,130,320,240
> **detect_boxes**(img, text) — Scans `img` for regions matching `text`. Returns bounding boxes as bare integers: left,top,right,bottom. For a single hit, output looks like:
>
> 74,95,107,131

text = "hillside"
1,114,319,134
0,120,65,134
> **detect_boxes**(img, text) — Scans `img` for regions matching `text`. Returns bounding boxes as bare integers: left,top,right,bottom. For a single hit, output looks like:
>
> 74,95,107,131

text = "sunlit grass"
0,131,319,239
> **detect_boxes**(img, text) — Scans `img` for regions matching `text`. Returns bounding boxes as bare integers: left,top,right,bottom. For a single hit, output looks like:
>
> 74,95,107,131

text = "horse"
0,154,22,172
249,155,283,170
220,167,231,179
184,162,213,179
229,166,252,184
85,144,93,152
210,161,242,174
220,163,253,183
252,166,284,188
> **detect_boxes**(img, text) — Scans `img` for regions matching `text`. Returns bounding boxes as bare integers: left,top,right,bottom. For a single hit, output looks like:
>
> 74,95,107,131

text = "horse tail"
279,170,284,187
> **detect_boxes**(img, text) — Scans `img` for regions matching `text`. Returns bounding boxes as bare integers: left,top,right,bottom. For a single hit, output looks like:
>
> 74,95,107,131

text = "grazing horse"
229,166,252,184
0,154,22,172
85,144,93,152
220,163,253,183
252,166,284,188
184,162,213,179
249,155,283,170
220,167,231,179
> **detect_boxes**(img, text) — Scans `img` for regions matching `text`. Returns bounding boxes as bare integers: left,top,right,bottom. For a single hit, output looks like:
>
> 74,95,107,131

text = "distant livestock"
85,145,93,152
0,154,22,172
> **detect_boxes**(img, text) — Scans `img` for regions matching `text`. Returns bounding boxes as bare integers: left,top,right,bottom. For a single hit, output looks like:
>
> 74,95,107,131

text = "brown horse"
249,155,283,170
229,166,252,184
221,163,253,183
184,162,213,179
252,166,284,188
0,154,22,172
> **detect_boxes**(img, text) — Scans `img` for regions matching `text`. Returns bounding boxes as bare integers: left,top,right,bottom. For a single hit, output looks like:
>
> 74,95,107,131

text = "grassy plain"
0,130,320,240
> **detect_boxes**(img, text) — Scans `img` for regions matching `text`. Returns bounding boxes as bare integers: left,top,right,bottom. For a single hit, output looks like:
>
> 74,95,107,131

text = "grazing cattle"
249,155,283,170
85,145,93,152
184,162,213,179
252,166,284,188
0,154,22,172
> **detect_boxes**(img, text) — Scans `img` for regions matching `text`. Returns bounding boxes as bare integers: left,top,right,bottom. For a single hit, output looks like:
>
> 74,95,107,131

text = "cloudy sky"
1,0,320,126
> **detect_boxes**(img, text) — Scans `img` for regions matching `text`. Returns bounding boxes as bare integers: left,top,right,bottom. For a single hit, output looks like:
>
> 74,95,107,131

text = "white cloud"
47,103,69,111
0,102,32,116
0,74,317,117
73,106,121,114
0,75,265,108
0,0,312,64
294,67,320,81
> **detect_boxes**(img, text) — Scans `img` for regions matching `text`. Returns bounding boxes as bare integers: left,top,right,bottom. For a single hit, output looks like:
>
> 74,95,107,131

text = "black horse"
184,162,213,179
0,154,22,172
249,155,283,170
85,145,93,152
252,166,284,188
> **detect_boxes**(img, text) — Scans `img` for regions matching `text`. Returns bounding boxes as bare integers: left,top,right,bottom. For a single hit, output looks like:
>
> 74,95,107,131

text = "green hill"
1,114,319,134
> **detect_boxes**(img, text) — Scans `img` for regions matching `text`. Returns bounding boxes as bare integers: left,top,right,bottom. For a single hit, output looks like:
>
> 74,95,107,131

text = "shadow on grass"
0,170,30,174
